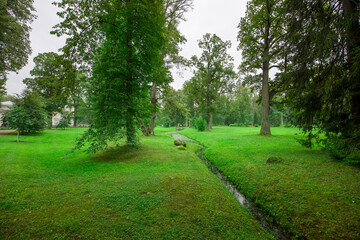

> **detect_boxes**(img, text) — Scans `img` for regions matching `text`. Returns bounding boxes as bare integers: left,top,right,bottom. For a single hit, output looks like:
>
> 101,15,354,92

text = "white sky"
5,0,249,95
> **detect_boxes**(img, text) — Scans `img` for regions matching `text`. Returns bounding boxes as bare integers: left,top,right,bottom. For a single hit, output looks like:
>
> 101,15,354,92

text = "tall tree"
0,0,36,95
145,0,193,136
190,33,235,131
23,52,76,128
238,0,287,135
54,0,165,151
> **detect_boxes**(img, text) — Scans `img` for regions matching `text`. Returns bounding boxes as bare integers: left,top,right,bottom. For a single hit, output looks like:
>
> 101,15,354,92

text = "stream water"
168,131,290,240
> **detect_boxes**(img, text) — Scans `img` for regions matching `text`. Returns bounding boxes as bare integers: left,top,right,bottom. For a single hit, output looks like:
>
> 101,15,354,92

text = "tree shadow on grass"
89,145,147,164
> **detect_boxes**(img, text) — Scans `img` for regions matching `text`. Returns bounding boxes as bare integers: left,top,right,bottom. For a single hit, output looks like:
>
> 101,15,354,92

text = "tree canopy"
238,0,287,135
189,33,235,131
24,52,76,127
54,0,166,151
0,0,36,96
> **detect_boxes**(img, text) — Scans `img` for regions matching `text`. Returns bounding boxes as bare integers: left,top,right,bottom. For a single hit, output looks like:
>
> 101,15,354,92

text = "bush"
3,91,47,135
162,117,171,128
324,135,360,166
194,117,206,131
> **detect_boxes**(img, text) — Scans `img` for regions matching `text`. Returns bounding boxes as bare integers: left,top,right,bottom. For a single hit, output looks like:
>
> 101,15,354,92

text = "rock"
182,141,187,147
177,146,186,151
169,176,174,180
174,139,183,146
266,157,282,164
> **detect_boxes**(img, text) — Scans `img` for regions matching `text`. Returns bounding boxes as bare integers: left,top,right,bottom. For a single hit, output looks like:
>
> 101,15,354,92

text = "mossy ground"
0,128,271,239
181,126,360,239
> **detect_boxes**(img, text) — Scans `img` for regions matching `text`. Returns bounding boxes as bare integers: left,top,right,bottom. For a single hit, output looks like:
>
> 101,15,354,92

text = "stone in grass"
174,139,183,146
177,146,186,151
266,157,283,164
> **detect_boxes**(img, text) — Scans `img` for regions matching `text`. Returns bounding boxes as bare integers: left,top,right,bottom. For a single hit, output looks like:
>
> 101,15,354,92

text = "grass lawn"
0,128,271,239
181,126,360,239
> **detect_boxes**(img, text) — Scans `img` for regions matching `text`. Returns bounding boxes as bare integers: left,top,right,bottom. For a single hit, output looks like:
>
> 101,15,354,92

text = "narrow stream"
168,132,290,240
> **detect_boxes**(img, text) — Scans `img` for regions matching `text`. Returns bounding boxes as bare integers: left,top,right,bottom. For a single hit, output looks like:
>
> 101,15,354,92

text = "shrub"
324,135,360,166
194,117,206,131
3,91,47,135
162,117,171,128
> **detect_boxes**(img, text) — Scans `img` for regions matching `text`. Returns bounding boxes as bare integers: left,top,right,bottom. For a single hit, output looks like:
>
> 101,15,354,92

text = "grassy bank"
0,128,271,239
180,126,360,239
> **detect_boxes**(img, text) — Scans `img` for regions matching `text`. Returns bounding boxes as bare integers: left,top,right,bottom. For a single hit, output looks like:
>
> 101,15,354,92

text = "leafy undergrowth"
0,128,271,239
181,126,360,239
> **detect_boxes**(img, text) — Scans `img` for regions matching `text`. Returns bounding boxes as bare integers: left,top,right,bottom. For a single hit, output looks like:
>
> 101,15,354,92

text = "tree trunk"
210,112,213,129
148,82,157,135
280,112,284,126
206,106,211,131
137,117,149,136
17,130,19,143
260,0,272,136
48,114,53,129
73,104,78,127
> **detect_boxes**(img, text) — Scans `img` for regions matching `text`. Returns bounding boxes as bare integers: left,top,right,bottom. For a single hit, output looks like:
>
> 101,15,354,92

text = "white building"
0,101,74,128
0,101,14,126
52,106,75,127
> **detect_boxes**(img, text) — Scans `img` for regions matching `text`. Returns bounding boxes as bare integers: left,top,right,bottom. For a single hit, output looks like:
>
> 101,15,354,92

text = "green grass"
181,126,360,239
0,128,271,239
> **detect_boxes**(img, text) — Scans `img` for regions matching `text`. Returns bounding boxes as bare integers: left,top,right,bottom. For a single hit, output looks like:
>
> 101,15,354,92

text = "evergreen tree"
285,0,360,163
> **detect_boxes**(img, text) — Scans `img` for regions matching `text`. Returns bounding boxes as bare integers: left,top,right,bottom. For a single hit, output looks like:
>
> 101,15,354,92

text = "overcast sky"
5,0,249,95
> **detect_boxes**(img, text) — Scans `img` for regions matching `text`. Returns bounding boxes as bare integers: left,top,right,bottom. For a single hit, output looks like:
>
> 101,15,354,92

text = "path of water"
169,131,290,240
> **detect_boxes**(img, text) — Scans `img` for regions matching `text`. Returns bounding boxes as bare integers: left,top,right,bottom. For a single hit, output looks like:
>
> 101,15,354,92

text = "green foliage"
283,0,360,163
2,90,47,135
162,117,172,128
23,52,76,124
0,0,35,87
161,87,188,126
193,117,206,132
269,106,281,127
324,134,360,166
187,33,235,130
238,0,287,135
56,0,166,152
253,111,260,125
